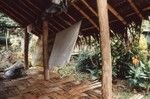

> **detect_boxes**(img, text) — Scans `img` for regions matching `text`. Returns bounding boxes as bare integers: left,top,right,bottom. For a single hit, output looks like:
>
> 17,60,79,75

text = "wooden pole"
5,29,9,50
96,0,112,99
43,19,50,80
24,27,29,69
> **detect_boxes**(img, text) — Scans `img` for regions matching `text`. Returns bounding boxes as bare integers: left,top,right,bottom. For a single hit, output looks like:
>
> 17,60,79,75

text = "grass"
117,91,150,99
118,91,133,99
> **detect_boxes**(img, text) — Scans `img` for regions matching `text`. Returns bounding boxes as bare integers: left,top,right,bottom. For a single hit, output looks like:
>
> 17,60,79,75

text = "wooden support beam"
50,19,66,30
111,6,150,23
19,0,39,16
58,16,72,26
43,19,50,80
25,0,42,12
80,0,127,26
0,0,30,23
125,6,150,18
8,0,35,20
108,4,127,25
49,23,60,32
72,4,99,30
82,27,95,31
81,0,98,17
127,0,144,19
64,12,77,23
24,27,30,69
25,0,56,33
143,6,150,11
96,0,112,99
0,5,24,25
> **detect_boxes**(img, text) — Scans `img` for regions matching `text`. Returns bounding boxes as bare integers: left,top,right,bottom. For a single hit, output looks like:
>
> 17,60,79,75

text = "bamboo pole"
24,27,29,69
96,0,112,99
43,19,50,80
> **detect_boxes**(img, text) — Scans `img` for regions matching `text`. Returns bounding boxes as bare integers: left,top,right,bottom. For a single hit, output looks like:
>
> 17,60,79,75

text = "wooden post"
5,29,9,50
43,19,50,80
24,27,29,69
96,0,112,99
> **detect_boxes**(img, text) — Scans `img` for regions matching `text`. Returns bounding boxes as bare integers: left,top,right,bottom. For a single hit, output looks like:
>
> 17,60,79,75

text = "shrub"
127,61,150,90
75,41,101,80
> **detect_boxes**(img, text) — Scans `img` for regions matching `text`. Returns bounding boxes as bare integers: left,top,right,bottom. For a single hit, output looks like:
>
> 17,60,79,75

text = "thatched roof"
0,0,149,37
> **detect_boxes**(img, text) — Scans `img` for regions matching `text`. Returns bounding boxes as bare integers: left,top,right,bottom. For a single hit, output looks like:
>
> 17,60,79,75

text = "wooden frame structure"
97,0,112,98
24,27,29,69
42,19,50,80
0,0,149,99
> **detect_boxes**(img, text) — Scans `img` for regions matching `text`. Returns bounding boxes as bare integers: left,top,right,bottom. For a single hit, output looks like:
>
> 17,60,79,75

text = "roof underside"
0,0,150,37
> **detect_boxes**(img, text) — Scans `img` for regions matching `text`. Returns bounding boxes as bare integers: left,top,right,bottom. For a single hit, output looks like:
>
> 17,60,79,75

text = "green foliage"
127,61,150,89
56,63,90,81
0,13,18,27
58,64,75,77
116,51,134,79
76,50,100,72
75,41,101,80
87,68,101,80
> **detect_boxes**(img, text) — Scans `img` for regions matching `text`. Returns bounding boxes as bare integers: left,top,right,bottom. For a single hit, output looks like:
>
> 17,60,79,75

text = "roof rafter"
108,4,127,25
0,0,30,24
82,26,95,31
57,16,72,26
80,0,127,26
72,3,99,30
48,23,60,32
19,0,39,16
64,12,77,23
9,0,35,20
0,5,24,25
81,0,98,17
127,0,144,19
25,0,42,12
50,18,66,30
26,0,58,33
143,6,150,11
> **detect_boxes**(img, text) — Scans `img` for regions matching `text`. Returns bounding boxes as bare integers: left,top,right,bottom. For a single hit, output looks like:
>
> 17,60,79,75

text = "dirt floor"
0,67,149,99
0,67,102,99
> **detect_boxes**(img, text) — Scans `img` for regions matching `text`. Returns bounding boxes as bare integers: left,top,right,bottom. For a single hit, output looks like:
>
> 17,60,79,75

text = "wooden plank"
72,4,99,30
68,81,101,96
0,0,30,23
48,23,60,32
57,16,72,26
42,19,50,80
82,27,95,31
18,0,38,16
25,0,42,12
64,12,77,23
127,0,144,19
96,0,112,99
24,27,29,69
50,19,66,30
7,0,35,20
108,4,127,25
81,0,98,17
143,6,150,11
125,6,150,18
0,4,25,25
80,0,127,25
